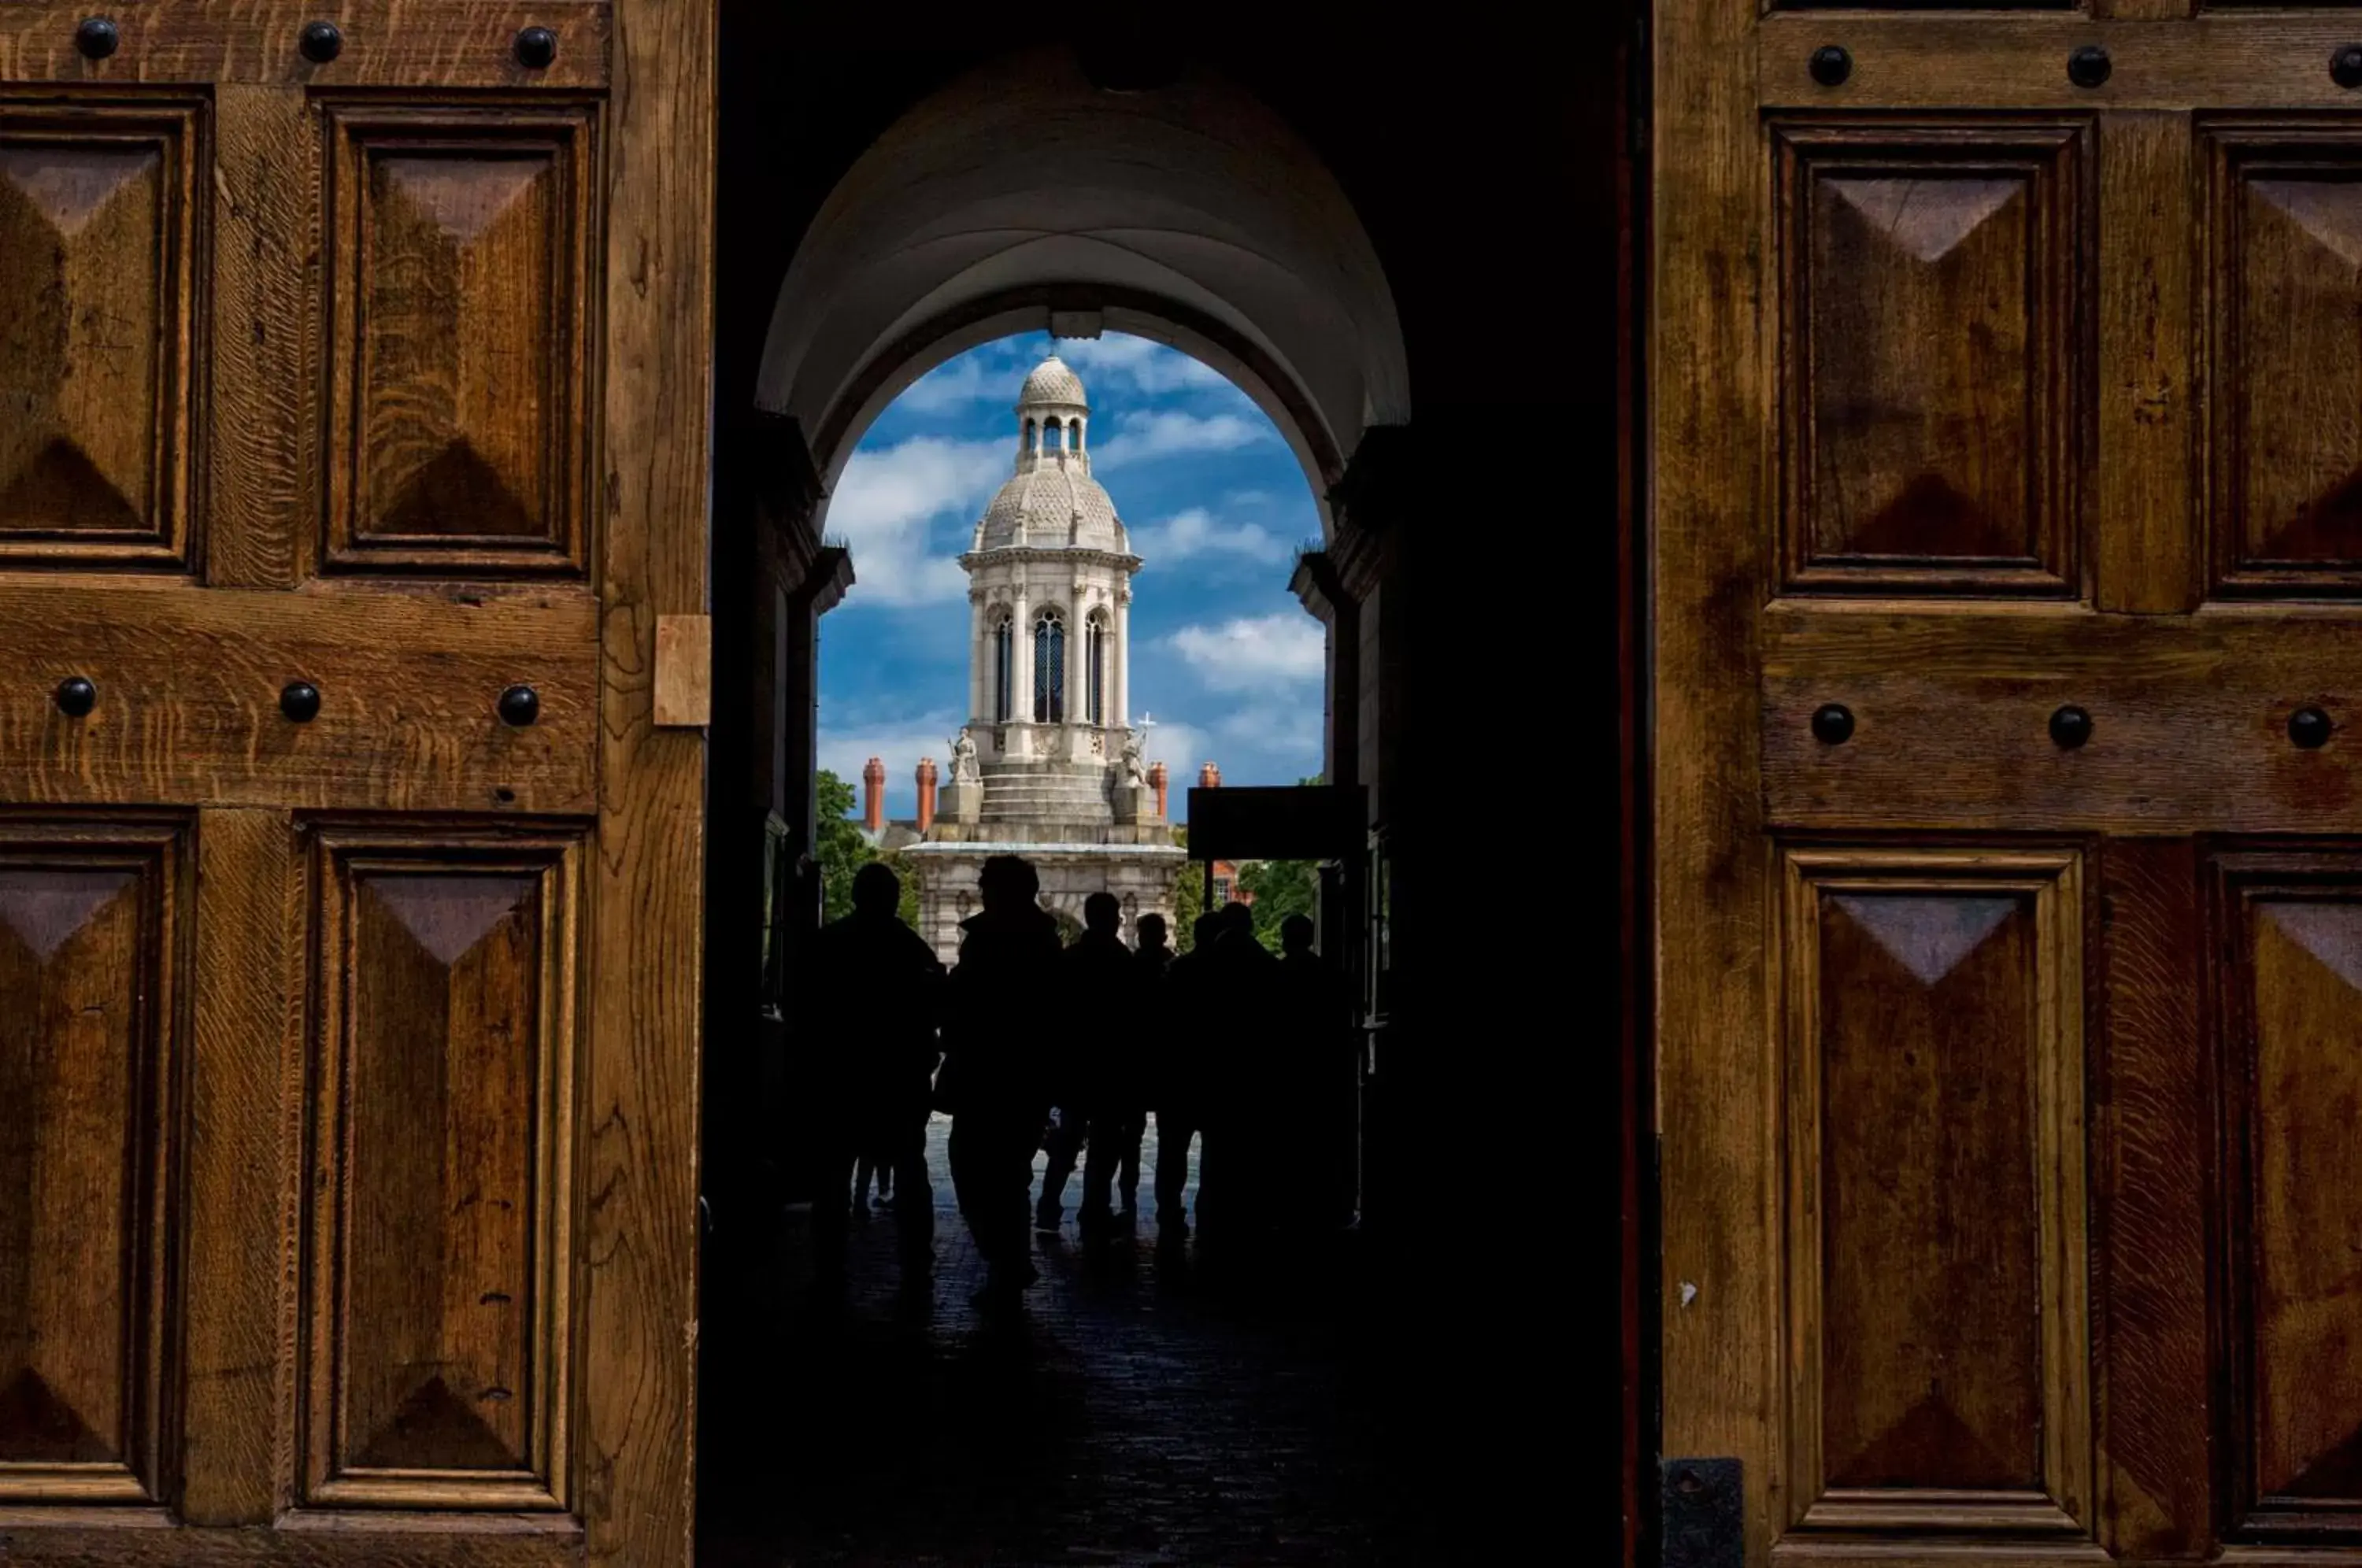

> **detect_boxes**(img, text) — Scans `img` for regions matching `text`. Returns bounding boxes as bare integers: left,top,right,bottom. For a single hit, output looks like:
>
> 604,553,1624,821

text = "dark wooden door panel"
0,818,184,1507
302,823,582,1513
0,2,706,1563
1777,846,2090,1539
1776,118,2089,597
323,100,598,577
1661,3,2362,1565
0,98,200,571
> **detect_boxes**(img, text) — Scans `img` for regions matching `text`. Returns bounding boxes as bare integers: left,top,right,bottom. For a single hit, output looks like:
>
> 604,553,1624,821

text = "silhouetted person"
939,855,1064,1305
1153,912,1224,1235
1197,900,1282,1246
805,862,943,1285
1035,897,1124,1233
853,1152,893,1211
1105,911,1172,1215
1275,912,1356,1233
1049,893,1147,1241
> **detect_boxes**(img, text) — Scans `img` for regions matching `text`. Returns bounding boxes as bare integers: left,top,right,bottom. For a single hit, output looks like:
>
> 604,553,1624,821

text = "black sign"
1184,785,1367,863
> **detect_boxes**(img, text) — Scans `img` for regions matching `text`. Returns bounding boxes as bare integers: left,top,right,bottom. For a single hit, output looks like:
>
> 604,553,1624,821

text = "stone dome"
1017,355,1089,410
977,458,1124,551
974,357,1128,552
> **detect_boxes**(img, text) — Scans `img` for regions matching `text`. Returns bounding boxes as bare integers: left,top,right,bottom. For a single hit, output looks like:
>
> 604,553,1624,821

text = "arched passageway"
701,20,1632,1564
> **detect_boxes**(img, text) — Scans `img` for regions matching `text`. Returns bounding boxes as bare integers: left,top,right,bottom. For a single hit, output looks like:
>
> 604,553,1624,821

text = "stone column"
967,590,986,723
1012,583,1033,727
1114,589,1131,734
1066,580,1087,730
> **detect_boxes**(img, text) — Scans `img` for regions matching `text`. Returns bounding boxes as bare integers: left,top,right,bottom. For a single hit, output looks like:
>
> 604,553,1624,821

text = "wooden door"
1657,2,2362,1562
0,4,708,1564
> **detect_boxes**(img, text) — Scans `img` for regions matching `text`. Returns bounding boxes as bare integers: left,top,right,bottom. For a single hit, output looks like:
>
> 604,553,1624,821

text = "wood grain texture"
1653,0,1778,1556
0,5,609,90
651,616,709,729
2210,847,2362,1542
0,96,200,571
1760,15,2362,111
581,0,710,1562
2090,838,2212,1558
0,816,183,1507
1778,845,2090,1542
0,584,596,814
322,102,598,579
0,1514,583,1565
208,86,320,590
1764,606,2362,832
2097,112,2197,614
302,826,580,1513
1774,118,2088,597
2203,120,2362,600
180,810,302,1525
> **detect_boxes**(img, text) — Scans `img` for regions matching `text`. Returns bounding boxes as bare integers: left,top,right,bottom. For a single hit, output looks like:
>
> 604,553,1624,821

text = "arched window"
1086,612,1109,726
1042,420,1062,452
992,617,1013,723
1023,417,1037,452
1034,609,1064,723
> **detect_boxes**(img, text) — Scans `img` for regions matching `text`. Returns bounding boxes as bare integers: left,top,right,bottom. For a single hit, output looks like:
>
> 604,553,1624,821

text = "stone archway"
711,45,1412,1200
700,17,1626,1566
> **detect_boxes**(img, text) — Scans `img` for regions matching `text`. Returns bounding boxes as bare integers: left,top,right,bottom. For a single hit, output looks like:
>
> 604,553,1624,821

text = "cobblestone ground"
699,1115,1425,1568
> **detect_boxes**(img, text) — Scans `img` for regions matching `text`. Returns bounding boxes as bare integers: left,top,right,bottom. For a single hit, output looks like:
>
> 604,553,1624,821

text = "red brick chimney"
861,756,885,831
1197,761,1221,790
915,758,939,834
1148,760,1168,818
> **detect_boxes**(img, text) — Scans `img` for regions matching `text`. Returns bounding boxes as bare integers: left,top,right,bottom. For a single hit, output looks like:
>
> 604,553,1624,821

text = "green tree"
1171,824,1205,952
876,847,925,928
816,769,930,930
1239,857,1320,952
815,769,873,925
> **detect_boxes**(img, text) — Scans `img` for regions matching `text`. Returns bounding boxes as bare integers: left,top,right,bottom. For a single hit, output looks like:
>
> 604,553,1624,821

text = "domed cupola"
973,355,1128,553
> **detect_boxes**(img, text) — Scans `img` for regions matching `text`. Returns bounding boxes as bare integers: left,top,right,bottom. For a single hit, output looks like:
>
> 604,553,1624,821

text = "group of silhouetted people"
802,853,1358,1308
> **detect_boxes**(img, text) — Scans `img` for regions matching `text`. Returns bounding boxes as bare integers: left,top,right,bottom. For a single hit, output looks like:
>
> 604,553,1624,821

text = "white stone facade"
904,356,1187,962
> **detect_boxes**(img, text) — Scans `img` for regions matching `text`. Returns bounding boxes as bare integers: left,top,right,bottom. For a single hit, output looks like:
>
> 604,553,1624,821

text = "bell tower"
905,353,1186,960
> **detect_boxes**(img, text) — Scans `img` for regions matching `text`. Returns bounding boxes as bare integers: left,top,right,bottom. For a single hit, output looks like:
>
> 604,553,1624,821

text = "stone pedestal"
940,778,983,823
1109,782,1158,824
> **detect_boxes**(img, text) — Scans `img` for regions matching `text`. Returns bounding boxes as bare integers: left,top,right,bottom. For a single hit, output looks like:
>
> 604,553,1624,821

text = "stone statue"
1120,730,1146,788
950,729,980,782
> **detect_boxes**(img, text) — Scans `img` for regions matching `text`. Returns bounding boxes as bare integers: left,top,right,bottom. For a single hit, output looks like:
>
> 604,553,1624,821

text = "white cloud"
817,708,966,817
1053,333,1235,395
1166,613,1326,693
825,436,1005,607
1094,409,1272,469
1216,703,1324,759
893,355,996,413
1129,506,1290,567
1131,716,1209,791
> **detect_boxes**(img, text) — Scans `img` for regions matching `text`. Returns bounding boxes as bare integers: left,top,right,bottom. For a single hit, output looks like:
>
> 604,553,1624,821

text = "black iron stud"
514,25,557,68
1809,46,1851,88
300,20,342,64
498,685,540,727
2068,45,2112,90
54,676,96,717
2291,706,2334,750
280,682,322,723
1812,704,1854,745
75,17,117,59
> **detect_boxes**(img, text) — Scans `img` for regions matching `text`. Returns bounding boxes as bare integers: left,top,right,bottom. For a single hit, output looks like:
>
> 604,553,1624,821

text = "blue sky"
816,331,1326,823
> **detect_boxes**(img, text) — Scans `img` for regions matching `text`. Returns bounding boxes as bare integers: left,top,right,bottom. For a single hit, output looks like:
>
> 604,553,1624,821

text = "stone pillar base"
1110,782,1160,824
940,779,983,823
